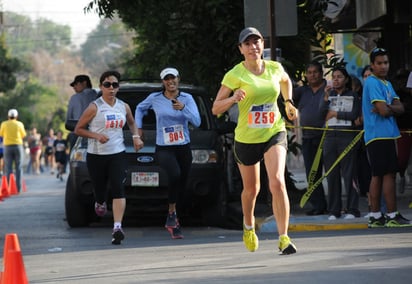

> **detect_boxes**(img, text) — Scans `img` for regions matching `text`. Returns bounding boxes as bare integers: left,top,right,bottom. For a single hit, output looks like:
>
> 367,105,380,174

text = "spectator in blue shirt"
362,48,411,228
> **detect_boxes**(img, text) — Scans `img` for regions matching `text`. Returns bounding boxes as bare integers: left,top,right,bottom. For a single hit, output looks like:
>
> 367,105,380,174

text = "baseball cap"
8,109,18,118
70,75,91,87
160,68,179,80
238,27,263,44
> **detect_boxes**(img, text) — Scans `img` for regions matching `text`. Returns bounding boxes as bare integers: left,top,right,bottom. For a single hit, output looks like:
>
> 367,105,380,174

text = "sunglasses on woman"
102,82,120,88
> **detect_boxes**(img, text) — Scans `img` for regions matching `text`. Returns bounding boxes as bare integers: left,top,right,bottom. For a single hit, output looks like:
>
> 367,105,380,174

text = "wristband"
132,135,141,139
285,99,295,107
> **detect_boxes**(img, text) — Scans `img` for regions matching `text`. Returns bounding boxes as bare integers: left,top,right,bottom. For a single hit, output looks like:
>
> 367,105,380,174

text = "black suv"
65,82,241,228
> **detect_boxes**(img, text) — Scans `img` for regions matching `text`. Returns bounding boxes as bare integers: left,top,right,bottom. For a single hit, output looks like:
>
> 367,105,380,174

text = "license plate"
131,172,159,187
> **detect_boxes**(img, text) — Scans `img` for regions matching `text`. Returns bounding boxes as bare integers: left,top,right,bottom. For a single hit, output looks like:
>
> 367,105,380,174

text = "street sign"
244,0,297,37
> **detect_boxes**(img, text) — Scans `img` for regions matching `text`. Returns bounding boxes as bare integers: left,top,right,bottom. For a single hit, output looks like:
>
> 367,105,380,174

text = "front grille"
125,153,156,166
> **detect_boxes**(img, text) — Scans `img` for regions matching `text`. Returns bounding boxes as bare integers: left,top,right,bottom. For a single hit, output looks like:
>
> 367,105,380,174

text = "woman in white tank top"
75,70,143,245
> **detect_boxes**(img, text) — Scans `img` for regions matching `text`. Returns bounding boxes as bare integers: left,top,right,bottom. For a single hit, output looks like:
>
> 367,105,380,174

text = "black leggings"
87,152,126,203
156,144,192,204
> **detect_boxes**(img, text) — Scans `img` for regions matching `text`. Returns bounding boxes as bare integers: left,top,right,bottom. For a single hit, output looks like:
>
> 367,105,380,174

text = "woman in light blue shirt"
135,67,200,239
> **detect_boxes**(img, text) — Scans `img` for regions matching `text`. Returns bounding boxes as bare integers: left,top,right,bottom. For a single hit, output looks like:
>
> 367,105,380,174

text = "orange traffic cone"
22,178,27,192
3,233,21,263
2,250,29,284
8,173,18,195
2,233,28,284
1,175,9,199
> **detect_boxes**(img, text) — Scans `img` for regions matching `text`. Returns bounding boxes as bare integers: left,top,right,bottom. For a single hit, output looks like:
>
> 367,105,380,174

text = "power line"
4,32,135,46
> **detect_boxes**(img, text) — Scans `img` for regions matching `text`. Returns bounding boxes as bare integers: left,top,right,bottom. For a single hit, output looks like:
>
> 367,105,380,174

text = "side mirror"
216,120,236,135
65,120,79,131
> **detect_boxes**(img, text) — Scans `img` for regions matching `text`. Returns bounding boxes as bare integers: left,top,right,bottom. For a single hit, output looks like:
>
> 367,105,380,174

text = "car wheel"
201,182,226,227
224,201,243,230
65,174,93,227
201,181,242,228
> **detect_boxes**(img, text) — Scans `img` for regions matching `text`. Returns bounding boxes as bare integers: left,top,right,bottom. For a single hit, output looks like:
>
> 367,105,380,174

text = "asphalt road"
1,173,412,284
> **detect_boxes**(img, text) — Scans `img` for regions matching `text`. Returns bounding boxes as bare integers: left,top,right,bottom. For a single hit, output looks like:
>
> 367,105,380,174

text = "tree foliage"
0,35,20,93
80,16,136,80
4,12,72,57
1,12,79,134
0,0,345,136
85,0,345,94
1,10,139,135
86,0,245,95
0,74,65,133
296,1,346,78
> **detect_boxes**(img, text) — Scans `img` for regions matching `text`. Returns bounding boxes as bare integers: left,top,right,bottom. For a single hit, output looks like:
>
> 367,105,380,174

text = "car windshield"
116,83,213,130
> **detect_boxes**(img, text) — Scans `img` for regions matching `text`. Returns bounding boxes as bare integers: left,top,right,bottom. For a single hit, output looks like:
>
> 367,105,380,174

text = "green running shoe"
278,235,297,255
243,227,259,252
385,212,412,228
368,215,386,228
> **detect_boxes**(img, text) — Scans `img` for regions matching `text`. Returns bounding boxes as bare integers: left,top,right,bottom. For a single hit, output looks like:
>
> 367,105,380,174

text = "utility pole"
269,0,277,61
244,0,296,61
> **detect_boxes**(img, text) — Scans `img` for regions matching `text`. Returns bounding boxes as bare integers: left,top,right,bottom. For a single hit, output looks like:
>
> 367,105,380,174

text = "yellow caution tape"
286,124,412,134
307,126,327,190
299,129,365,208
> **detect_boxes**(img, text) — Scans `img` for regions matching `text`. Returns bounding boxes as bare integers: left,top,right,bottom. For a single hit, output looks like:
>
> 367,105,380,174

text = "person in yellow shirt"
212,27,297,255
0,109,27,192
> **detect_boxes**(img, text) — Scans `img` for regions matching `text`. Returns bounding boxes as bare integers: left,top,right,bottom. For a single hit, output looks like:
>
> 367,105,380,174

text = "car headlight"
192,150,218,164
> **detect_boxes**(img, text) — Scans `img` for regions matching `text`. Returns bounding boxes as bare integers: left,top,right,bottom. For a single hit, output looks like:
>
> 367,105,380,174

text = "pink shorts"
30,146,41,155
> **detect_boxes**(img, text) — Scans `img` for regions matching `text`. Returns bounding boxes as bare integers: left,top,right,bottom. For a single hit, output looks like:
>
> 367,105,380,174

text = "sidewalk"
257,170,412,233
16,166,412,233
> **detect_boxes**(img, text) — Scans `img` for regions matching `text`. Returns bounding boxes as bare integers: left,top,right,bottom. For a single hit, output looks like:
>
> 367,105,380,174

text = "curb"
257,210,412,232
288,223,368,232
256,216,369,233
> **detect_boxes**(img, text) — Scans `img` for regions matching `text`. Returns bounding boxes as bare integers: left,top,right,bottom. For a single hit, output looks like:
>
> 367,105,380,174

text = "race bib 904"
163,124,185,145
